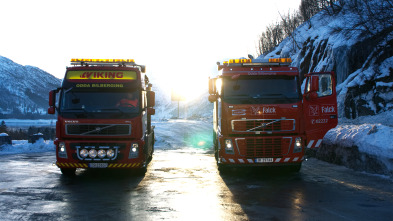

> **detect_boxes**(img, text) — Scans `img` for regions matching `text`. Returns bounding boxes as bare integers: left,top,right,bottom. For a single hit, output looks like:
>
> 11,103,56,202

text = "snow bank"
318,111,393,176
0,139,55,155
324,123,393,159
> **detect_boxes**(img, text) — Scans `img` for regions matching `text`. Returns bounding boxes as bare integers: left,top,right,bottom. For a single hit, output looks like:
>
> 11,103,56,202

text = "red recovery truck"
48,59,155,176
208,58,337,171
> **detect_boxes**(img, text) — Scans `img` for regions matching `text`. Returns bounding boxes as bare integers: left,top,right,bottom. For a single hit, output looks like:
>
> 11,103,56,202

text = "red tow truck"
48,59,155,176
208,58,337,171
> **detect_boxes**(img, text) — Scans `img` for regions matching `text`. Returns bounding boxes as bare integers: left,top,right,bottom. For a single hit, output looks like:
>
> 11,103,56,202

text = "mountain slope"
262,0,393,118
0,56,61,118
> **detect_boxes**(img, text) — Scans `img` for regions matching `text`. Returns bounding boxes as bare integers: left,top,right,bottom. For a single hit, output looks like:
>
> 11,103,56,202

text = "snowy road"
0,120,392,220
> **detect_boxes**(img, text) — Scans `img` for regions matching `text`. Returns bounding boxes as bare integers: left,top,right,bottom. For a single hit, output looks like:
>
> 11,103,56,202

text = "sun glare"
160,73,207,103
171,79,205,102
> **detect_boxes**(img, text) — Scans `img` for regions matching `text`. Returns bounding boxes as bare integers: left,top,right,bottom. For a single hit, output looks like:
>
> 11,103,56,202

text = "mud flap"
303,72,338,148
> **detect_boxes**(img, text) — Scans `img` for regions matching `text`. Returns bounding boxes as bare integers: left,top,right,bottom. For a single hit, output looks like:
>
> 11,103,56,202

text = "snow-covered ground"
0,139,54,155
0,119,56,129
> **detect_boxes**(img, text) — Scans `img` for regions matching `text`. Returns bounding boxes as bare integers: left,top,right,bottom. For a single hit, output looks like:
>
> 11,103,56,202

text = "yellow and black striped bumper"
56,162,142,168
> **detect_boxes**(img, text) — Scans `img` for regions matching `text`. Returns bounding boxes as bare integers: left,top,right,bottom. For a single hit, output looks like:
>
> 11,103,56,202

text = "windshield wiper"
62,108,94,117
99,108,125,115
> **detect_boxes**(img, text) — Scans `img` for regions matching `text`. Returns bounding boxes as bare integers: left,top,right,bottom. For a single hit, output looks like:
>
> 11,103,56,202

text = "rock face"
343,35,393,118
263,1,393,119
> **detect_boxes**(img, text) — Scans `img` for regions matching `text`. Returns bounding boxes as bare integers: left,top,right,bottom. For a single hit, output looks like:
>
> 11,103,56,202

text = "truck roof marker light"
228,59,252,64
268,58,292,63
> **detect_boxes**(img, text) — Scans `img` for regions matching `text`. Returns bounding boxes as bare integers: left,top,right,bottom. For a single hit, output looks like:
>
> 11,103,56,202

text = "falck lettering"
321,105,335,114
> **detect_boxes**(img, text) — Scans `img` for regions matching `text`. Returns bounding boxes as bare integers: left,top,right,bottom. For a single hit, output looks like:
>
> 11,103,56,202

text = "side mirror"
147,108,155,115
48,90,57,114
208,94,218,103
49,90,56,106
208,78,217,95
48,106,55,115
147,91,155,108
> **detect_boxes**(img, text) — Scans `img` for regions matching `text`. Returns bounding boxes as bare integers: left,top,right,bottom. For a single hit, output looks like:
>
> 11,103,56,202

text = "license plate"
255,158,273,163
89,163,108,168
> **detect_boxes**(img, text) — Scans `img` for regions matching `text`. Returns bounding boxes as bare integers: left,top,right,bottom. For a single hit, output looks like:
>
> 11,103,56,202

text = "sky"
0,0,301,101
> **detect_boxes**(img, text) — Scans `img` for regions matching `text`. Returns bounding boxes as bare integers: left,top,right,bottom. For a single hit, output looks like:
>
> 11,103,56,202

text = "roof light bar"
70,58,146,73
218,57,292,70
71,58,135,63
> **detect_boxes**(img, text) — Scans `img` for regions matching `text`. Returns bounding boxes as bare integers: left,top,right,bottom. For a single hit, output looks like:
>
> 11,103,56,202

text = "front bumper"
55,139,146,169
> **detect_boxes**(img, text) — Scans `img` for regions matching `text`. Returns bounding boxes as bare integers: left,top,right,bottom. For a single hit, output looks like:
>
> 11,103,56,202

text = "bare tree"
279,11,302,51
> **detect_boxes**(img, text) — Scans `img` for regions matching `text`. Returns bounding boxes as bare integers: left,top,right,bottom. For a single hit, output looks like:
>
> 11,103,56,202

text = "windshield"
60,88,140,118
222,75,301,104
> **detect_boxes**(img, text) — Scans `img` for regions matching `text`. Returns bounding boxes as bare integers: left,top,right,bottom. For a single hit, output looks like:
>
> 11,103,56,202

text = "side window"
318,74,332,97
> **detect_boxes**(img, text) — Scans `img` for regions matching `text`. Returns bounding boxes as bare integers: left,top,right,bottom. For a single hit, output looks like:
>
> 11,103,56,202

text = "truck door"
303,72,338,148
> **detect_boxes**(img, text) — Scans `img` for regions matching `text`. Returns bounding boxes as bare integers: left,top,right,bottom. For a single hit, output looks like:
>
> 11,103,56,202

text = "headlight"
88,149,97,158
107,149,115,158
294,137,302,153
131,143,139,152
129,143,139,159
225,139,232,149
80,149,88,158
224,139,234,154
59,142,66,152
97,149,106,158
58,142,67,158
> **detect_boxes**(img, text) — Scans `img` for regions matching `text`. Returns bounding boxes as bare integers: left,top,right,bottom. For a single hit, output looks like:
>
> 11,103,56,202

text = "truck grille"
236,137,291,158
66,124,131,136
232,119,295,132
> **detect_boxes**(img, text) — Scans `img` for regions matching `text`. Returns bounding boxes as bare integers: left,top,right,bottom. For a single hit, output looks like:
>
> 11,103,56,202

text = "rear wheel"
60,168,76,176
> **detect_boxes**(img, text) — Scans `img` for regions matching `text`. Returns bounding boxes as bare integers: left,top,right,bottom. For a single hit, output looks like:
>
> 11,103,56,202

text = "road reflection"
135,150,248,220
219,167,308,221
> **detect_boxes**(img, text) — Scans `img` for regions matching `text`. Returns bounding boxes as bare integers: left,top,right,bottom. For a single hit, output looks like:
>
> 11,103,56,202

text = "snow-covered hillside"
0,56,61,118
263,0,393,119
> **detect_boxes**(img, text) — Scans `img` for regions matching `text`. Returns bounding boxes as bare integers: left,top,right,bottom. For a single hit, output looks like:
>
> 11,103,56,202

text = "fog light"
97,149,106,158
107,149,115,158
224,139,234,154
80,149,88,158
294,137,302,153
58,142,67,158
88,149,97,158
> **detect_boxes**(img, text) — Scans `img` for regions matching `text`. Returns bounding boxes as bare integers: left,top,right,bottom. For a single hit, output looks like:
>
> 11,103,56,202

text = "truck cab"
48,59,155,176
208,58,337,171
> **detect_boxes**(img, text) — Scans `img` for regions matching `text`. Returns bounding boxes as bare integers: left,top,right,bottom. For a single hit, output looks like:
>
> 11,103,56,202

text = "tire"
217,163,230,174
60,168,76,176
134,167,147,176
289,164,302,172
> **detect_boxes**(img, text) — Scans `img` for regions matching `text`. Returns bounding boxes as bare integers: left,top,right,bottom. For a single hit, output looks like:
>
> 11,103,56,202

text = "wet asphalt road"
0,150,393,221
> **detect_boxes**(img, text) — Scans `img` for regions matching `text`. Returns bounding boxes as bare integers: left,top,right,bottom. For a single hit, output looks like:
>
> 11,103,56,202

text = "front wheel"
60,168,76,176
288,164,302,172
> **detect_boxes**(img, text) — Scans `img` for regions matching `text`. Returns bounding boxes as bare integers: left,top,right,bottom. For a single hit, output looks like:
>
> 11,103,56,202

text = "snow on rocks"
314,113,393,177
